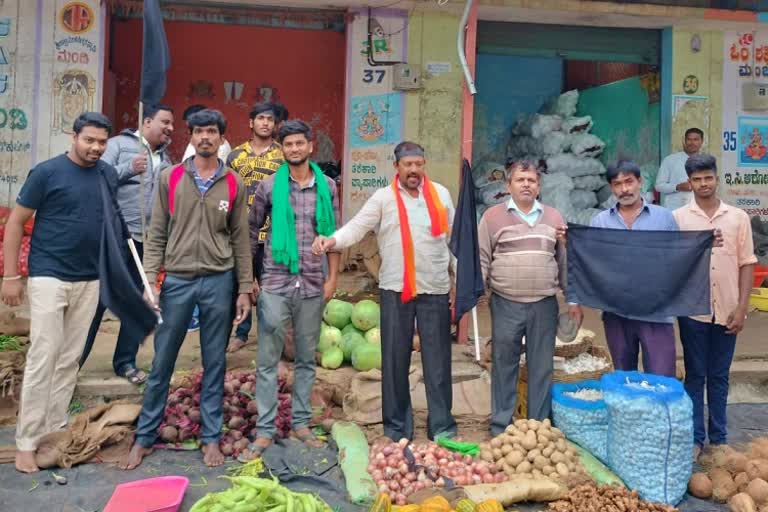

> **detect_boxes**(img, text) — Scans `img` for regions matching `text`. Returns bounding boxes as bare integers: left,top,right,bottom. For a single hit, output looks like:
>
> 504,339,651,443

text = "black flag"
141,0,170,105
566,225,713,318
449,159,485,321
97,172,158,340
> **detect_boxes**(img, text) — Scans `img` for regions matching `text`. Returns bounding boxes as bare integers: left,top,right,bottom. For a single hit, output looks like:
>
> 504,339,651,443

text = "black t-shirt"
16,154,118,281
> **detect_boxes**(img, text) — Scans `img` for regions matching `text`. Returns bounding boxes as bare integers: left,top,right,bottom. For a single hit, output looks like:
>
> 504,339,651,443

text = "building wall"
0,0,105,206
404,9,464,202
109,17,345,164
670,29,723,157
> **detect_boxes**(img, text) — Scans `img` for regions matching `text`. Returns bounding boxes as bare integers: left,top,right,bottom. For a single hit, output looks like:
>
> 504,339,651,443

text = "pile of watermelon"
0,206,33,277
319,299,381,371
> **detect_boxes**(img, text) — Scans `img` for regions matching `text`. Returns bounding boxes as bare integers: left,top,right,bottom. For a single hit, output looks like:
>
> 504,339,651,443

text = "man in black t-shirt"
1,112,118,474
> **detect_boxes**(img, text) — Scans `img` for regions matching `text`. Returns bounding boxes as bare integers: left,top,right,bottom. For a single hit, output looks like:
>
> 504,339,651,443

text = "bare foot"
202,443,225,467
119,444,153,470
292,427,324,448
237,437,272,463
15,450,39,473
227,337,247,353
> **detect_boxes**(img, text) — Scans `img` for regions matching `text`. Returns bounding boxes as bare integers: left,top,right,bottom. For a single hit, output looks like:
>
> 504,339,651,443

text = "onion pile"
368,438,506,505
159,370,292,459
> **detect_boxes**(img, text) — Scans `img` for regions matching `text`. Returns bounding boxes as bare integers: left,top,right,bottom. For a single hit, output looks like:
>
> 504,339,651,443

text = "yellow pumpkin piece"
475,499,504,512
420,496,451,512
370,493,392,512
399,505,421,512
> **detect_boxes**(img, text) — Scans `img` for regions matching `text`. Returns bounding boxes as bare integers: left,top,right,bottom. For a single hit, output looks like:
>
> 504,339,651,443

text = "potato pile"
546,484,679,512
478,418,579,481
688,438,768,512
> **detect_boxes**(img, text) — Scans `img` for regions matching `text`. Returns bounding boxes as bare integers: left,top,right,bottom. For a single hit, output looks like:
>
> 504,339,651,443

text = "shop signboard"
722,31,768,219
342,9,407,220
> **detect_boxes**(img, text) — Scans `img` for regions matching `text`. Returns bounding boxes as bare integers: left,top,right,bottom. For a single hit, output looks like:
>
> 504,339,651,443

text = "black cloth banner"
449,159,485,321
566,224,714,318
98,170,158,339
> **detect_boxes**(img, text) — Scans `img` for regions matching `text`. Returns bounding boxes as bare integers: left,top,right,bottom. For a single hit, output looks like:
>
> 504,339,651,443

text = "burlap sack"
342,367,421,425
315,366,358,406
36,402,141,469
0,351,24,425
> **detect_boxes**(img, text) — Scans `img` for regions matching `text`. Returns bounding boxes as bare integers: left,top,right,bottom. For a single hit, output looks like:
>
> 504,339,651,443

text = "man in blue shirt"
1,112,118,473
572,160,679,376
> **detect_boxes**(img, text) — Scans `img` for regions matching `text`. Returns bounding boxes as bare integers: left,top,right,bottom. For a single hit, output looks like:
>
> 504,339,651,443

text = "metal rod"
137,101,147,241
128,238,162,325
472,306,480,361
458,0,477,95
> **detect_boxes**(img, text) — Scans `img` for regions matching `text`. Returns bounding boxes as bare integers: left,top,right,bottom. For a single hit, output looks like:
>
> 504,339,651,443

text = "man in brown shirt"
478,160,580,433
239,120,340,460
121,110,252,470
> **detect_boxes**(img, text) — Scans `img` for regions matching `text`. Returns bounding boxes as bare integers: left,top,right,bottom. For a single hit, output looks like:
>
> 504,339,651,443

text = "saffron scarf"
271,161,335,273
392,175,449,302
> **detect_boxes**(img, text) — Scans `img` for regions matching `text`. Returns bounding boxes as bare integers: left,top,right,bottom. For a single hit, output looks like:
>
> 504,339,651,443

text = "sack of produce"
551,380,608,463
545,154,605,178
512,114,563,138
569,133,606,159
562,116,593,134
572,175,606,191
542,90,579,118
601,371,693,505
479,182,511,207
473,162,506,189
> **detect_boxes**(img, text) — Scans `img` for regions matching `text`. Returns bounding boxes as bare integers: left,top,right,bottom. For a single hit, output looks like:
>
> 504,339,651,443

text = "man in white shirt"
655,127,704,210
182,104,231,161
314,141,457,441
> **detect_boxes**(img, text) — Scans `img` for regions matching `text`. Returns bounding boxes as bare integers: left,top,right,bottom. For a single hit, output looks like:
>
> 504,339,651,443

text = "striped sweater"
478,203,567,303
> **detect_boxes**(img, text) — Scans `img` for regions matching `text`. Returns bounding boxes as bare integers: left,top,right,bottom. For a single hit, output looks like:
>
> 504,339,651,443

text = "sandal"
118,365,148,385
237,438,272,463
291,428,324,448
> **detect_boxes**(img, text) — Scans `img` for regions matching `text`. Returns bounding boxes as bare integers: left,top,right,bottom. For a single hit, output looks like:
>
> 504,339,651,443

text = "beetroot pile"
368,438,506,505
159,370,292,459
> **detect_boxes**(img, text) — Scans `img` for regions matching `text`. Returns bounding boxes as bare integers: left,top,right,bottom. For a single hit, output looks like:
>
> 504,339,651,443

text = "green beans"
190,476,334,512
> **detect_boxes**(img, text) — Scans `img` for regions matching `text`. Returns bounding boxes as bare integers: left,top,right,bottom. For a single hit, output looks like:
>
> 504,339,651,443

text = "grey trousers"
255,289,325,438
490,293,558,435
380,289,456,441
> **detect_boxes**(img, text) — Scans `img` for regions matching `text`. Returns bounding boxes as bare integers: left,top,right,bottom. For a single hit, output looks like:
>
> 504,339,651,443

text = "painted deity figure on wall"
52,70,95,134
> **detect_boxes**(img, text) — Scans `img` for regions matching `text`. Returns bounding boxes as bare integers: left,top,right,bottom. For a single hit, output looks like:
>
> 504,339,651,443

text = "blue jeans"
135,271,234,447
255,289,324,438
678,317,737,447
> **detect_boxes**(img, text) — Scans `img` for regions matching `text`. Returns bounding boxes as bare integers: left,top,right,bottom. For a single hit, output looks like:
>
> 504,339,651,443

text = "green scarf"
271,161,336,273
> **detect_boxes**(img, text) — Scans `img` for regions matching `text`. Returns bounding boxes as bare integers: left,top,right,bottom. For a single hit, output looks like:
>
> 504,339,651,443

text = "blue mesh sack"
552,380,608,463
601,371,693,505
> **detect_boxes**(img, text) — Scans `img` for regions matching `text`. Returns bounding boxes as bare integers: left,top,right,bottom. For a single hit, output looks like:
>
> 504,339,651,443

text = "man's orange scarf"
392,176,449,302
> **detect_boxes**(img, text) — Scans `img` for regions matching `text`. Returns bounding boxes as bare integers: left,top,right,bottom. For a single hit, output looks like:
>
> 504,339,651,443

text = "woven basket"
554,329,595,358
521,345,613,384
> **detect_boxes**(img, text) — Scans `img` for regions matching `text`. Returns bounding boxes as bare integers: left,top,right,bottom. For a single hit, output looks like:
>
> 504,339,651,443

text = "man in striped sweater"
478,160,581,434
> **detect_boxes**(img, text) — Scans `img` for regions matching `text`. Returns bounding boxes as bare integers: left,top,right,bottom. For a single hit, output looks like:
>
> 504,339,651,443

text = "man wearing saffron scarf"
314,141,457,441
239,120,340,460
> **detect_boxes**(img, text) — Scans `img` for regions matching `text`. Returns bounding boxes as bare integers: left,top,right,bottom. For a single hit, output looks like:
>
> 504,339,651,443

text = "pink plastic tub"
103,476,190,512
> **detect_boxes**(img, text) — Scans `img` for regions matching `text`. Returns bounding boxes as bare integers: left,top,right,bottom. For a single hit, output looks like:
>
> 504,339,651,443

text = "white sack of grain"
546,154,606,178
543,90,579,118
562,116,593,134
479,181,511,206
512,114,563,138
508,132,569,157
573,175,606,191
566,208,603,226
571,190,599,209
540,172,575,218
570,133,606,158
473,161,507,189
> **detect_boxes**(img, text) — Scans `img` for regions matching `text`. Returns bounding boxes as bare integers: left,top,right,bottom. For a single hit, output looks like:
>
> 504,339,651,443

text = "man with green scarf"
240,120,340,460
